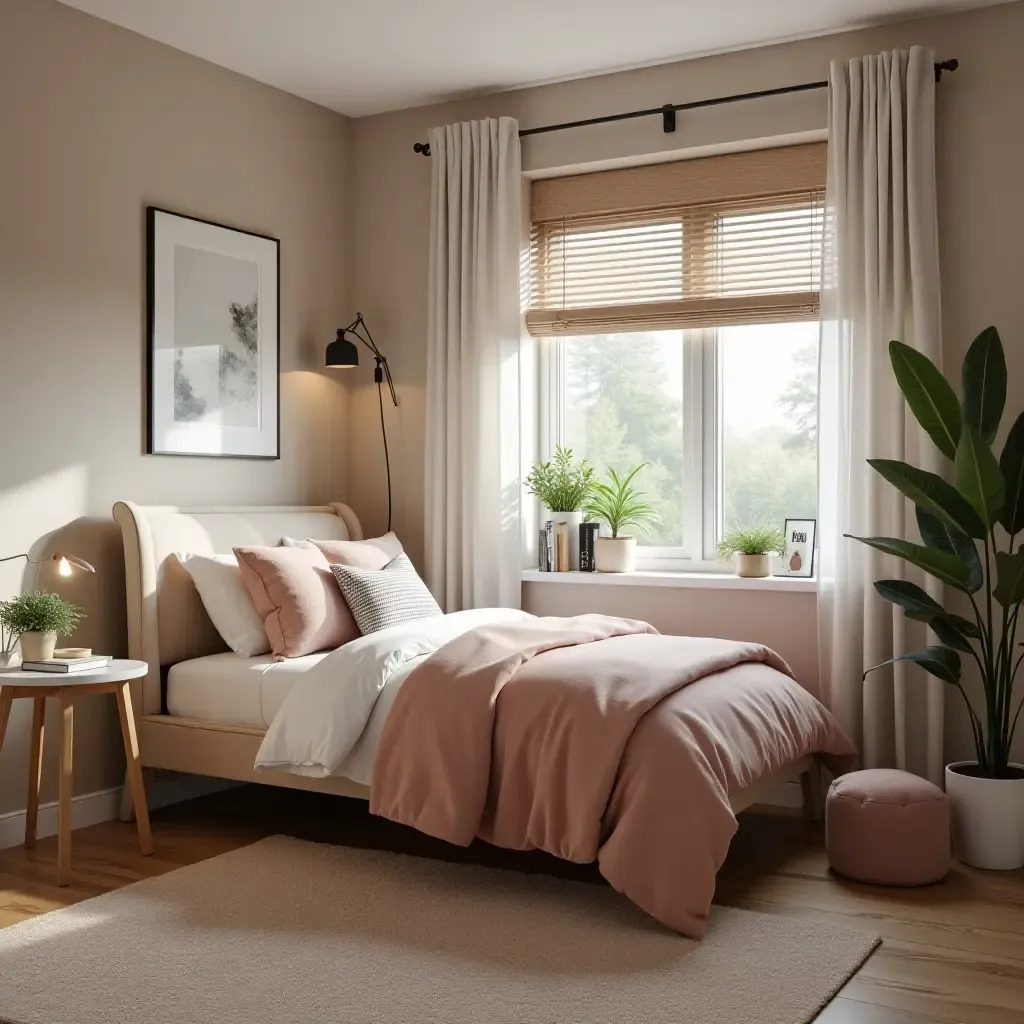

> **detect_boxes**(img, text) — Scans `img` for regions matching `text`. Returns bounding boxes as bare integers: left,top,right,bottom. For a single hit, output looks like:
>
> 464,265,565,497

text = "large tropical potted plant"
527,445,594,570
0,591,83,663
585,463,660,573
854,326,1024,869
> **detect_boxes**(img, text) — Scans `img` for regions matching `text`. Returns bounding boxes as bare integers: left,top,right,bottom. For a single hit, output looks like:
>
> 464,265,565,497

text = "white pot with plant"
0,592,84,664
858,326,1024,870
717,524,785,578
585,463,660,573
527,445,594,570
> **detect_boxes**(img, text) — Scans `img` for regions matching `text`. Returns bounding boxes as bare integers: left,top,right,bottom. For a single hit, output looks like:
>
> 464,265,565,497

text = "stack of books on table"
21,655,110,674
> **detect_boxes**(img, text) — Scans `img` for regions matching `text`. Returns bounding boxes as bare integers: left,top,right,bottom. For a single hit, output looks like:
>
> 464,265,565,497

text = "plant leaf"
994,548,1024,607
873,579,945,618
999,411,1024,535
929,616,975,653
954,424,1005,527
847,535,973,592
962,326,1006,445
868,459,985,538
915,507,983,591
864,645,961,686
889,340,962,460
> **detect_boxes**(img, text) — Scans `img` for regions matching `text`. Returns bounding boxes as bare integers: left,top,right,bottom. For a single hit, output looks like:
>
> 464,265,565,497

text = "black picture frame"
776,518,817,578
146,206,281,459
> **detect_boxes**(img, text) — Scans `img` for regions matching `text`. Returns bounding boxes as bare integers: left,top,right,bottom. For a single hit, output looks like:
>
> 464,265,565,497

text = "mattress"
166,650,406,786
167,652,327,730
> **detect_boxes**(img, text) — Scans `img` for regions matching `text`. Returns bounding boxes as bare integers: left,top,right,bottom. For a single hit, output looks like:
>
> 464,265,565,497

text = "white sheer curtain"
818,47,946,783
424,117,523,611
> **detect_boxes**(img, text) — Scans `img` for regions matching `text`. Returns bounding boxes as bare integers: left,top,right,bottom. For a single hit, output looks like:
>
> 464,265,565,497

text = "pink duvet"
371,614,855,937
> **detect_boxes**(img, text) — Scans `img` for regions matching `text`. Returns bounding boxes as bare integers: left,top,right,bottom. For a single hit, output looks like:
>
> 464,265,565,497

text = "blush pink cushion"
234,545,359,659
826,769,950,886
310,532,404,569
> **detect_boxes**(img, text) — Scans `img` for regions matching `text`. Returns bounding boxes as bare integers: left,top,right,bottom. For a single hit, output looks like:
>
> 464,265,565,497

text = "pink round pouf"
826,769,950,885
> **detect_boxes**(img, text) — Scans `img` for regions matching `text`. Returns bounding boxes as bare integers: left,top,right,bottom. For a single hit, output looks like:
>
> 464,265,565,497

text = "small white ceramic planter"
595,536,637,573
735,553,772,578
946,761,1024,870
19,631,58,662
547,509,583,571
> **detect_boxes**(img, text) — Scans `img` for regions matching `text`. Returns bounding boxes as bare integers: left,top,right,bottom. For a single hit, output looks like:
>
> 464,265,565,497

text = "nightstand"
0,659,153,885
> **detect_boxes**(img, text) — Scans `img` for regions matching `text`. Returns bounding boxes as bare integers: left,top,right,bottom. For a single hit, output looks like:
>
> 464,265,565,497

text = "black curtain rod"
412,58,958,155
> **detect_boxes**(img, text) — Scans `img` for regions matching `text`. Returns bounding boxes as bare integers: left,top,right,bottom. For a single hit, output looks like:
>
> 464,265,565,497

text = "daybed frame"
113,501,823,820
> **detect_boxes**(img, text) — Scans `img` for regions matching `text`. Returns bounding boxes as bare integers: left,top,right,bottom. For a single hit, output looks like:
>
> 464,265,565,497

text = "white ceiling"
59,0,998,117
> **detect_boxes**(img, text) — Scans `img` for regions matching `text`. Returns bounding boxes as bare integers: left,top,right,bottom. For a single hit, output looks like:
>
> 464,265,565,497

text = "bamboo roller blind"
527,143,826,337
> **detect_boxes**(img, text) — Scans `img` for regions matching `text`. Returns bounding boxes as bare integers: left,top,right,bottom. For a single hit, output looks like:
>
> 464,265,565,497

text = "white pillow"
177,553,271,657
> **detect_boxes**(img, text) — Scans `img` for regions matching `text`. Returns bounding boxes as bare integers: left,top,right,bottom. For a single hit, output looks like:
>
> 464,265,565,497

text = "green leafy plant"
855,326,1024,780
584,463,660,538
0,591,83,640
717,523,786,559
526,445,595,512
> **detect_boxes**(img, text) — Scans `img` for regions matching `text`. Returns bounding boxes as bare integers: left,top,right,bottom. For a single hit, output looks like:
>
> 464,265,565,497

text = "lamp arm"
0,553,29,566
349,314,399,407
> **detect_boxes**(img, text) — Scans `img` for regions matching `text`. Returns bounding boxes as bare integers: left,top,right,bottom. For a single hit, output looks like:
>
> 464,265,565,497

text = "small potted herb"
717,524,785,578
527,446,595,568
585,463,660,573
0,592,84,663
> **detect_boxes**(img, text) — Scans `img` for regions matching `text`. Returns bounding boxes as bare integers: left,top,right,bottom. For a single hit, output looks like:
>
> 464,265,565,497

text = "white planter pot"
946,761,1024,870
547,509,583,571
19,631,57,662
735,553,772,578
595,536,637,573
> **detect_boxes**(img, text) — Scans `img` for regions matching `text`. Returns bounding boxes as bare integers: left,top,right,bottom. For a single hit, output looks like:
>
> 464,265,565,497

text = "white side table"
0,659,153,885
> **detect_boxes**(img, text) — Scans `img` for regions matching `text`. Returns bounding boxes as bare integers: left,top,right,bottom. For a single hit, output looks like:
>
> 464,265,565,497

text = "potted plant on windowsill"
855,326,1024,870
0,592,84,663
585,463,659,573
527,446,595,570
717,524,786,578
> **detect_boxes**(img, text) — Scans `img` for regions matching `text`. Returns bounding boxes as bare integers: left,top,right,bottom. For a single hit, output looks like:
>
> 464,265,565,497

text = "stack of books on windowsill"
21,655,110,674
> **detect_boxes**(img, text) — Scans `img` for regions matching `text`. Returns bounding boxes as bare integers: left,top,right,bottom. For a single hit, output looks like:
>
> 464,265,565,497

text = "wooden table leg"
58,694,74,886
25,697,46,848
0,687,13,751
116,681,153,856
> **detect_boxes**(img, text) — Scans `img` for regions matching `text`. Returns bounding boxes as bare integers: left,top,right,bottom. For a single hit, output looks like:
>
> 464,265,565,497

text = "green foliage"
526,445,594,512
0,591,83,640
717,523,785,559
857,327,1024,778
584,463,660,539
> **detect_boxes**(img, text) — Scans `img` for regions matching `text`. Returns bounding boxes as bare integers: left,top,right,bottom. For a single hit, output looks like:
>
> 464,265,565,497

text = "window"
529,144,825,569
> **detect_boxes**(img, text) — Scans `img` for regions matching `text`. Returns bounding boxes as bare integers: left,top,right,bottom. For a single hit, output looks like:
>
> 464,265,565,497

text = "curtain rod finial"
413,141,431,156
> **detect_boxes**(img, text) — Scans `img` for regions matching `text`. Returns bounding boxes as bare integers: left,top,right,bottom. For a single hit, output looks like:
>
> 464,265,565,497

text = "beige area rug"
0,836,878,1024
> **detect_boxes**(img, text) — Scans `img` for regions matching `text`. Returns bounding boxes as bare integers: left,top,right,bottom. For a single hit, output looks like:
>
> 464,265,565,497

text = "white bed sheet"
166,651,406,786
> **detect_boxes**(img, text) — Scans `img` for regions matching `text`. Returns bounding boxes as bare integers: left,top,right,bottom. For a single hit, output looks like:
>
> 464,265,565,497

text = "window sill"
521,569,816,593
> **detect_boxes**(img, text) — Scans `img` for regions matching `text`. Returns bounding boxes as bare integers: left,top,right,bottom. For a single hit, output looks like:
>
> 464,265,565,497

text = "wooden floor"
1,786,1022,1023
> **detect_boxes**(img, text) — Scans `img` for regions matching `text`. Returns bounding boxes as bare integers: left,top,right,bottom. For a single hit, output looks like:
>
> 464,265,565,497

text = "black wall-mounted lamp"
326,313,398,531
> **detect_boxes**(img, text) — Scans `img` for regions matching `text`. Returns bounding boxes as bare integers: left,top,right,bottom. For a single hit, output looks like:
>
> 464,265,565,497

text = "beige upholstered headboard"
113,501,362,715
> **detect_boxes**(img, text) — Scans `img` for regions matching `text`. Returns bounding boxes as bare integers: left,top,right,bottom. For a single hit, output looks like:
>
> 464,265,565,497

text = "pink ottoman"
826,769,950,885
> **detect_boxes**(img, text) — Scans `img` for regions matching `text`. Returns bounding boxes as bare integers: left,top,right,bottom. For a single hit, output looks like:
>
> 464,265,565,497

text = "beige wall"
0,0,351,814
348,2,1024,763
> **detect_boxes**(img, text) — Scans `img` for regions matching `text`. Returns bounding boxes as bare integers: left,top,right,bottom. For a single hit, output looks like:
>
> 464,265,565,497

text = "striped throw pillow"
330,553,442,635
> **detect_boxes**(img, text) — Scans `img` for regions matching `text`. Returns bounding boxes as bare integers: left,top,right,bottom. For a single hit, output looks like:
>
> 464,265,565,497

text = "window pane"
720,322,818,536
563,332,684,547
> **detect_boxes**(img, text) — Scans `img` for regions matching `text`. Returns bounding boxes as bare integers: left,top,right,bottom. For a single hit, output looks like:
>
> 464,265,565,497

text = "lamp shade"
326,329,359,368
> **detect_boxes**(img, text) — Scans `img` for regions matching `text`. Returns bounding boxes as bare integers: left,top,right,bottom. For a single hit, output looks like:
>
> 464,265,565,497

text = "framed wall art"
776,518,816,578
147,207,280,458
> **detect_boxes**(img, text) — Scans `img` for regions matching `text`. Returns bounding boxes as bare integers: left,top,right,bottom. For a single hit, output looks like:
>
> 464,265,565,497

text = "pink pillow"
234,545,358,659
310,532,404,569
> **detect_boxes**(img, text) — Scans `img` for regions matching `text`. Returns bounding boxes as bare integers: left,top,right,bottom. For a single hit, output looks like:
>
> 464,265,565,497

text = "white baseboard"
0,774,237,851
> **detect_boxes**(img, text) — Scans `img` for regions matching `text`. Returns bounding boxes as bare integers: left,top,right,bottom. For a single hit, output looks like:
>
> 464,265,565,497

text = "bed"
114,500,826,819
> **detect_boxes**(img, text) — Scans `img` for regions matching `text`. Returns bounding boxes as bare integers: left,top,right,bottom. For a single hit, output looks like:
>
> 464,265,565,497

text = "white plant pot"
547,509,584,571
945,761,1024,870
735,553,772,578
595,536,637,573
19,631,58,662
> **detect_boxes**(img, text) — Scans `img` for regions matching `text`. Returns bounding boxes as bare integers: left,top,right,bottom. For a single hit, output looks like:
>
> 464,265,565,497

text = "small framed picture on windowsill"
777,519,816,578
